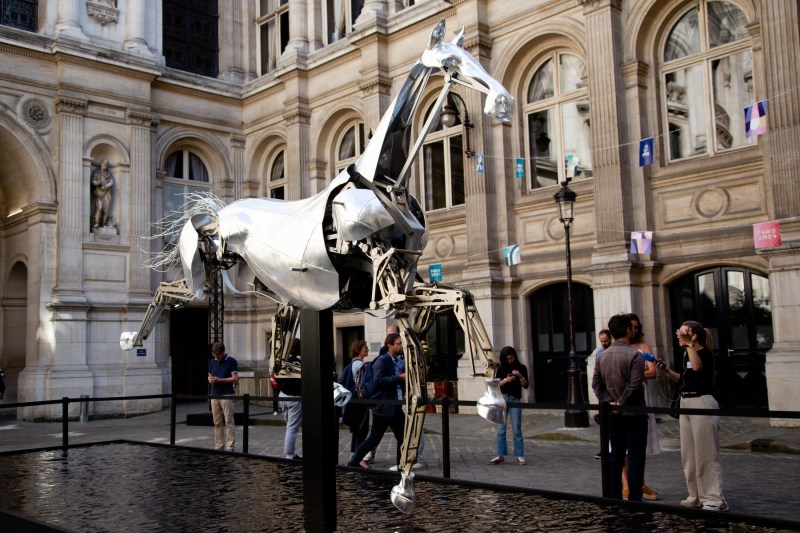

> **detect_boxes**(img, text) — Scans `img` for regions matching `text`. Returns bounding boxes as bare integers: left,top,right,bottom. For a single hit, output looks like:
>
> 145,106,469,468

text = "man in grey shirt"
592,314,647,502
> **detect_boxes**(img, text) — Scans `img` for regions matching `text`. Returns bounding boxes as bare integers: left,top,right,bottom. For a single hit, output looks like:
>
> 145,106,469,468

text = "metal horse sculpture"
121,19,513,513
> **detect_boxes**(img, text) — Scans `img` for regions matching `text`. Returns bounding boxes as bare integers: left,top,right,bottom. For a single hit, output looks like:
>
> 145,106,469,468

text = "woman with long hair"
656,321,728,511
487,346,529,465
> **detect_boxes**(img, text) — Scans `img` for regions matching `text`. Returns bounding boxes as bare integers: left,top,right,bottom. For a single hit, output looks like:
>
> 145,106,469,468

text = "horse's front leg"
390,318,427,514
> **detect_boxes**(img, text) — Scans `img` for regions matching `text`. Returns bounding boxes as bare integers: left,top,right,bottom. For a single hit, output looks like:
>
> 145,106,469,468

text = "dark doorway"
170,308,210,398
669,267,772,409
529,282,595,403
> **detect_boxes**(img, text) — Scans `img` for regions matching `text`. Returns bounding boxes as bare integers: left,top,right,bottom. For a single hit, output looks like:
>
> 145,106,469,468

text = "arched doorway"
669,267,772,408
529,282,595,402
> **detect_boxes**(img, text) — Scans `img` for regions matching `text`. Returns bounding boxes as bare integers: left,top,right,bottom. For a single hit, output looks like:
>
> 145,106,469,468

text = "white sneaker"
702,501,729,512
412,461,425,470
388,465,400,472
363,451,374,463
680,497,701,508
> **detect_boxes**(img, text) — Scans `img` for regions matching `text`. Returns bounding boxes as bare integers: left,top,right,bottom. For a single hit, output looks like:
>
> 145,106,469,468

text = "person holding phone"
487,346,529,465
655,321,728,512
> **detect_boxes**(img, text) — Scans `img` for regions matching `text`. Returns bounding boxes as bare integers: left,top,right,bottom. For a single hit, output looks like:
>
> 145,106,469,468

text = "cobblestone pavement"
1,403,799,525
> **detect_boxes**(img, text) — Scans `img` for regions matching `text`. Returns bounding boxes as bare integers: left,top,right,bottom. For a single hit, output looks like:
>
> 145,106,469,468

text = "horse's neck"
354,63,431,185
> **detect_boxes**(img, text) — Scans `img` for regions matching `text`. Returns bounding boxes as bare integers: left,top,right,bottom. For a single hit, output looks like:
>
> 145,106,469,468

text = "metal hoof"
477,378,506,425
390,473,415,514
119,332,135,351
333,382,352,407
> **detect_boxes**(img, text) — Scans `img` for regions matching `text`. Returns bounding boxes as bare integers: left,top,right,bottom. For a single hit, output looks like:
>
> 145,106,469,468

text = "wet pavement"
1,402,799,528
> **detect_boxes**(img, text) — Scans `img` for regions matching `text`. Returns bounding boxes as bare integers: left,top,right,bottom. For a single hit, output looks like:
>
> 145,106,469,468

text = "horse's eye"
442,57,457,68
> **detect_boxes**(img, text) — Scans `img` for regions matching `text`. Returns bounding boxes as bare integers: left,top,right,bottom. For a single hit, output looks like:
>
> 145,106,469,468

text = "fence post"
242,394,250,454
62,397,69,447
441,397,450,479
170,393,176,446
79,395,89,423
599,402,610,498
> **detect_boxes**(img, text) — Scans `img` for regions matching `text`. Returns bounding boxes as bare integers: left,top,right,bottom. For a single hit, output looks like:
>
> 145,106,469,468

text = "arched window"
163,149,211,225
421,94,466,211
267,149,286,199
258,0,290,75
1,0,37,31
661,1,753,161
524,52,592,189
335,121,365,174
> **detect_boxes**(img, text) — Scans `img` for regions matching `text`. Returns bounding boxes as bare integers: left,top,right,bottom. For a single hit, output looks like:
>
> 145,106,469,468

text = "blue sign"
515,158,525,179
429,263,443,282
136,348,146,357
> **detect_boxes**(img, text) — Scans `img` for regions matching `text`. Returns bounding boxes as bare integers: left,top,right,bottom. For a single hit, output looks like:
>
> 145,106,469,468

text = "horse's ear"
428,19,446,49
452,28,465,48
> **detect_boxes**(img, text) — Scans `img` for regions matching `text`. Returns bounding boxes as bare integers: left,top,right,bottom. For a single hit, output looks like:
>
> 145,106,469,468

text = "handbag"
269,372,279,390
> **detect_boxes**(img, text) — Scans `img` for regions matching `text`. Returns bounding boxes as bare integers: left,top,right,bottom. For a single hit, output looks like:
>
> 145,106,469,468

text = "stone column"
282,106,311,199
230,134,247,200
127,110,153,296
359,78,392,144
220,0,246,81
53,97,88,303
580,0,630,248
355,0,387,26
55,0,86,40
124,0,153,56
756,0,800,425
284,0,309,58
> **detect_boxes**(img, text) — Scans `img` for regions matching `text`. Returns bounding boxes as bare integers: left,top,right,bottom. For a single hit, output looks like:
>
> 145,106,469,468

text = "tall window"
1,0,37,31
662,1,753,161
335,121,365,174
163,149,211,225
258,0,290,75
163,0,219,77
421,95,466,211
524,52,592,189
323,0,363,44
267,150,286,199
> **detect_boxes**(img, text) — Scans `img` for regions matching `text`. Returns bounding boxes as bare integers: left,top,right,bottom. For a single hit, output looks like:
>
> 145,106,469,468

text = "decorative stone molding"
126,110,153,127
55,97,87,115
20,98,52,130
359,78,392,97
283,109,311,126
578,0,622,13
230,135,246,150
87,0,119,26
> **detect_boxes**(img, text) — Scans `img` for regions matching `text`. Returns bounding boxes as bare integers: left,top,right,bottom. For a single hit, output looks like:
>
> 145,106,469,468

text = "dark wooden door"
170,307,210,398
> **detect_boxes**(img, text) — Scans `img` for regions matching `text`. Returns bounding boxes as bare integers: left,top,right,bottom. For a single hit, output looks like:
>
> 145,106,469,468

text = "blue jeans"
496,394,523,458
280,391,302,457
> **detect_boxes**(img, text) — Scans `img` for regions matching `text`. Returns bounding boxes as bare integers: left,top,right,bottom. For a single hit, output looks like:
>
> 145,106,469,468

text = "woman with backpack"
340,340,371,453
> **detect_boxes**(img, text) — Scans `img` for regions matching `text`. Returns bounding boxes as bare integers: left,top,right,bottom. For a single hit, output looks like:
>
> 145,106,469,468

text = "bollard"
79,395,89,423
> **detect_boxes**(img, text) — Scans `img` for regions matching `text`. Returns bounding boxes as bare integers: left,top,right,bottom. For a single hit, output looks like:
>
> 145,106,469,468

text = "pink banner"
753,221,781,249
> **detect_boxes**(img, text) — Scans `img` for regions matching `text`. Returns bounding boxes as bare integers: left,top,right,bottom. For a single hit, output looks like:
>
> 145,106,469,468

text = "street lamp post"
554,179,589,428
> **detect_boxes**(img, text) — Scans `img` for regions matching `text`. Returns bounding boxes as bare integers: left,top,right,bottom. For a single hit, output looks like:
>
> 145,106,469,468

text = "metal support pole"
62,397,69,447
599,402,611,497
170,393,177,446
442,397,451,479
242,394,250,454
300,309,336,533
564,224,589,428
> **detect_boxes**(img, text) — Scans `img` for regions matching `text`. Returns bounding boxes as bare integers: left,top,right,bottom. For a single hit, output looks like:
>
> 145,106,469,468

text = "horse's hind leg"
390,318,428,513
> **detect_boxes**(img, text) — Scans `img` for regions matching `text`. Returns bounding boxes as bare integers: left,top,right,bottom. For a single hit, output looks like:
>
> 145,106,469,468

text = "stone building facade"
0,0,797,424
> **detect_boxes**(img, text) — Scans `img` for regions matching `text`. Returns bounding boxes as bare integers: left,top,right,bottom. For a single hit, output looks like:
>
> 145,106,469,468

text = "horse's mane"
143,192,226,272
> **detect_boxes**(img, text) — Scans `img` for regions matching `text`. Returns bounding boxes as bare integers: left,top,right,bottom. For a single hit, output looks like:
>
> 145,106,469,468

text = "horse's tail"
144,192,226,272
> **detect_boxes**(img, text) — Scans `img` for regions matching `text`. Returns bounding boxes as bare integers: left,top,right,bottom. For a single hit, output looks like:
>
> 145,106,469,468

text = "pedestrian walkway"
1,403,799,524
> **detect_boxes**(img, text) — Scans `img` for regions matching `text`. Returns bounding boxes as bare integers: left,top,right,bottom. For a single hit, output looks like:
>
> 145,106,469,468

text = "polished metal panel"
331,186,395,242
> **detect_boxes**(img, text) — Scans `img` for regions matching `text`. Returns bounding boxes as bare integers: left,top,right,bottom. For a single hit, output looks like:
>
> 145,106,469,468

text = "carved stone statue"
91,159,115,230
